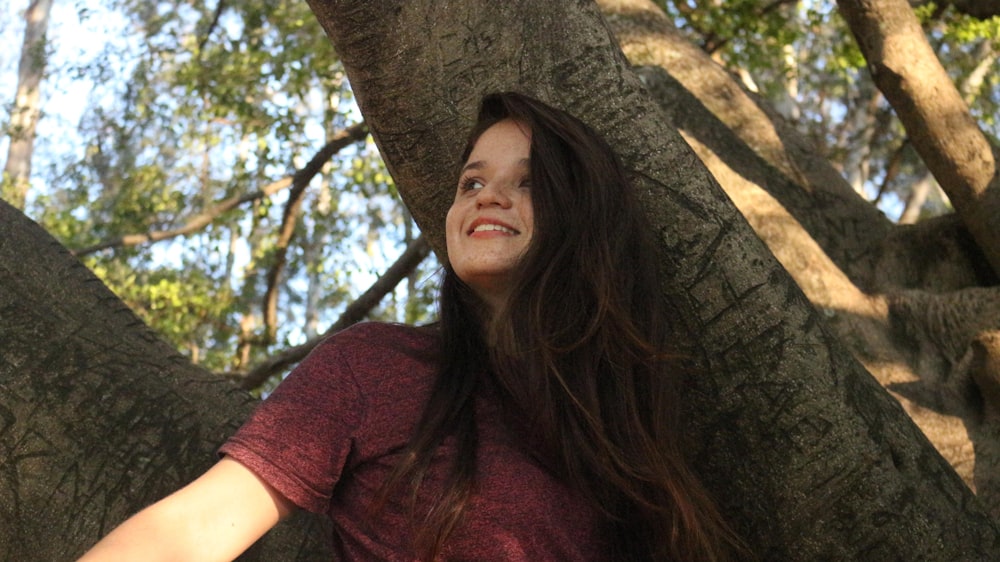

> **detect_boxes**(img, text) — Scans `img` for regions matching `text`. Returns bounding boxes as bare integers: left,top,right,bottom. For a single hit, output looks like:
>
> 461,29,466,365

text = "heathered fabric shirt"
220,322,606,561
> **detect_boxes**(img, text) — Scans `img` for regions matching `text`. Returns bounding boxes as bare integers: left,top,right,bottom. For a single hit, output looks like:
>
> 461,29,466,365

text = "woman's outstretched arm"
78,457,295,562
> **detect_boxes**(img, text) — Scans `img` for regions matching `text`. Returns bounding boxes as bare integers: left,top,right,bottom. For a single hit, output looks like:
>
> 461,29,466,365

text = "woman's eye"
461,178,485,191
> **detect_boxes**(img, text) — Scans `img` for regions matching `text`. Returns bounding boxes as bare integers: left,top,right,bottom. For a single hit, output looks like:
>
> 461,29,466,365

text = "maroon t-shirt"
220,322,606,560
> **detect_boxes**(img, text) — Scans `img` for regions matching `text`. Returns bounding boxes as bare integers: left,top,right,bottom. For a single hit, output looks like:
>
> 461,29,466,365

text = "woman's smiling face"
445,119,534,309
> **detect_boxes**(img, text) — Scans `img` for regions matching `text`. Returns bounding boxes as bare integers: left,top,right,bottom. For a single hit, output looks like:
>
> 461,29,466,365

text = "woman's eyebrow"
460,158,530,176
460,160,486,174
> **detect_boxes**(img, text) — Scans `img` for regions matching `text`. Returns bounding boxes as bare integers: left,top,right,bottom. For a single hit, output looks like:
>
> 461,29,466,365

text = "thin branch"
71,122,368,257
233,234,432,390
873,138,909,205
198,0,227,55
71,178,292,256
261,121,369,342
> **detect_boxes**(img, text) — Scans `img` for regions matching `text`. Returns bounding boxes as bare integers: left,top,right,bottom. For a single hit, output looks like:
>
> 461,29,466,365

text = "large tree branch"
0,200,333,560
634,57,989,299
837,0,1000,276
597,0,893,274
642,61,990,496
606,0,992,293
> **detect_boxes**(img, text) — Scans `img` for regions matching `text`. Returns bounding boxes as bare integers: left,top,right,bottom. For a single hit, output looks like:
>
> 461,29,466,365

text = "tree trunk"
0,201,332,560
597,0,990,294
2,0,53,210
601,1,1000,514
837,0,1000,277
609,0,1000,503
307,0,1000,558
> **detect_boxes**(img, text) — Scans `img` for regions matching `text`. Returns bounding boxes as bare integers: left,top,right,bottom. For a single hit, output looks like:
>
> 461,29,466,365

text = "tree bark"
603,10,1000,503
0,201,332,560
618,0,1000,516
596,0,892,269
307,0,1000,558
598,0,991,295
2,0,53,210
838,0,1000,277
638,60,999,511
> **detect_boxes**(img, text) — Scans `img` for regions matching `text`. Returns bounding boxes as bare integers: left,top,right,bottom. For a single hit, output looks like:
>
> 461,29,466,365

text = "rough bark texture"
0,201,332,560
838,0,1000,277
599,0,992,294
602,0,1000,516
598,0,890,264
970,330,1000,516
627,24,1000,505
307,0,1000,558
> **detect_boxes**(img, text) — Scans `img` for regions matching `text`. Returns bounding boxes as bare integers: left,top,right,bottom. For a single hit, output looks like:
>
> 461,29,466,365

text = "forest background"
2,0,437,391
3,0,995,392
3,0,1000,559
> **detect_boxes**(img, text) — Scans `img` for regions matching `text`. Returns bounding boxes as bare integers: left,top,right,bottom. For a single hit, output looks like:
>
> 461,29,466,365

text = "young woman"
79,92,744,561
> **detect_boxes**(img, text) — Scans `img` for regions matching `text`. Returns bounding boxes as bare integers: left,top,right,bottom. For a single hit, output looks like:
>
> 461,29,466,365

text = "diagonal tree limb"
72,123,367,258
237,234,430,390
72,178,292,257
261,121,369,343
604,0,994,293
837,0,1000,277
597,0,893,273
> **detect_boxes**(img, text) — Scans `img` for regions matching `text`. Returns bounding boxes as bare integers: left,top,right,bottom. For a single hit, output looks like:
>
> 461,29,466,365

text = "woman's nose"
475,181,513,208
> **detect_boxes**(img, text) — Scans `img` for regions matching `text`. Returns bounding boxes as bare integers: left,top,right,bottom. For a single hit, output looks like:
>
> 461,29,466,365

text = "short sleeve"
219,337,365,514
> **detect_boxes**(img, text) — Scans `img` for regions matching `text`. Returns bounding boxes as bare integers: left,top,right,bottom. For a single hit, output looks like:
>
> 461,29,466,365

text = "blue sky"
2,1,131,204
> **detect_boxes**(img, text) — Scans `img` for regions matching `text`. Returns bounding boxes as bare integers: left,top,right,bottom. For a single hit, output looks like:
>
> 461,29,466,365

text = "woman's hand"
77,457,295,562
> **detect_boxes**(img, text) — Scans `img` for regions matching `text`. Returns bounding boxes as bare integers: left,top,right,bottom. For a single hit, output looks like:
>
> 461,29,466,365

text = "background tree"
2,0,53,209
7,0,438,381
1,0,999,559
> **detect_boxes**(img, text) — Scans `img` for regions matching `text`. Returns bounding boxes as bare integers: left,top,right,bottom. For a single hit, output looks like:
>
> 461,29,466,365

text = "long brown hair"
382,92,746,561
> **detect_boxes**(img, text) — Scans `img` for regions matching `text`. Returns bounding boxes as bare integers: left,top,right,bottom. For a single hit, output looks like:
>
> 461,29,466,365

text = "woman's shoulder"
333,320,439,339
309,321,441,382
323,321,440,352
